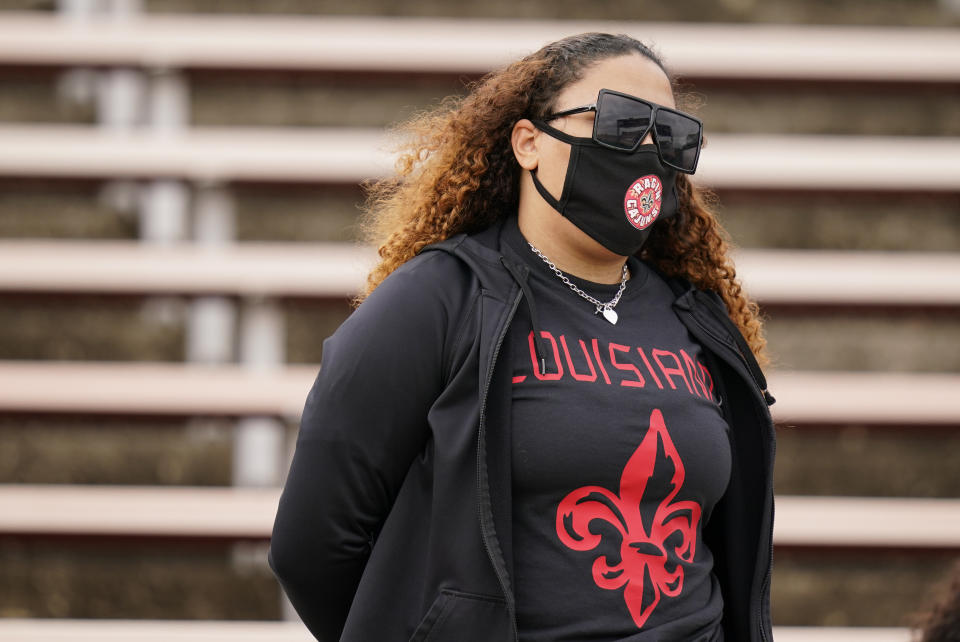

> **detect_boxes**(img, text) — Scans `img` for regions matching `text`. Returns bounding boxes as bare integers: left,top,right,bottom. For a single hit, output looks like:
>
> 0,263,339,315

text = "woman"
269,32,776,642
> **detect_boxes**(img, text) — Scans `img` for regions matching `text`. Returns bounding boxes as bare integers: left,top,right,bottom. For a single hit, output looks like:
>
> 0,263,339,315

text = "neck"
517,198,627,285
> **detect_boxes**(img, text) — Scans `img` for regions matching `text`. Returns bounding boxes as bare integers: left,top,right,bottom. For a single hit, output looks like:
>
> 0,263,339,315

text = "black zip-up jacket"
269,217,776,641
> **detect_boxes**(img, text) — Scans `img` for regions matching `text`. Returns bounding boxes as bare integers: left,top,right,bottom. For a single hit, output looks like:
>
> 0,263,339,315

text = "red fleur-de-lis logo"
555,408,702,629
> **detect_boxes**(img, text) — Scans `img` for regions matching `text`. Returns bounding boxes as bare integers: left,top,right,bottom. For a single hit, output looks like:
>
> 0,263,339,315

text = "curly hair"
914,559,960,642
356,32,768,366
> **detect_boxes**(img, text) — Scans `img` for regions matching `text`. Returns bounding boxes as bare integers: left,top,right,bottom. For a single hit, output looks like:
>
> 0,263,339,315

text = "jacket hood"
420,217,555,374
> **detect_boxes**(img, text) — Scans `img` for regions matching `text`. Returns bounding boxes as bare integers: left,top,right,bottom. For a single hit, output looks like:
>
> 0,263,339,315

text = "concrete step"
0,619,919,642
1,485,956,547
4,241,959,307
4,14,957,81
0,416,235,486
2,360,958,426
763,313,960,373
0,296,185,362
234,185,363,244
2,181,957,251
5,125,956,192
772,549,958,627
187,73,960,136
0,180,361,242
0,293,956,371
189,72,463,131
716,192,960,253
0,536,953,627
690,82,960,137
0,179,137,240
0,538,280,620
6,65,958,136
0,619,314,642
1,416,955,498
774,426,960,498
0,69,94,125
0,296,345,363
139,1,960,28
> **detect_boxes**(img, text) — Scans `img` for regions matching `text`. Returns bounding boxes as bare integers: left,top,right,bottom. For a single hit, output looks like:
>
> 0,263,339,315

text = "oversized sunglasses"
540,88,703,174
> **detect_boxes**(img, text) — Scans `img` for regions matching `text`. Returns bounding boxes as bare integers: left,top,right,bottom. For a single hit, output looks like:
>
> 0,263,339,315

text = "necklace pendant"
601,307,619,325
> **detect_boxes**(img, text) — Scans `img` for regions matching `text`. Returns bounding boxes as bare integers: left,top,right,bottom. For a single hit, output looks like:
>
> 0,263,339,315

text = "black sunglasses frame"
542,88,703,174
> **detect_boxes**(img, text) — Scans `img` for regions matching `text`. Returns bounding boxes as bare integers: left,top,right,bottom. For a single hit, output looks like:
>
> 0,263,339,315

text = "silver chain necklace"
527,242,629,325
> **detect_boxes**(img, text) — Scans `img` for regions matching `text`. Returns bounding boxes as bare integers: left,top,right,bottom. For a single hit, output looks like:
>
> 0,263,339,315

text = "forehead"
555,54,675,110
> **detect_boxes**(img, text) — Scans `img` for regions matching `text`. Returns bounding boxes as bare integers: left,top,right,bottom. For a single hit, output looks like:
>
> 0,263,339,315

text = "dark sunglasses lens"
595,93,652,150
654,109,702,172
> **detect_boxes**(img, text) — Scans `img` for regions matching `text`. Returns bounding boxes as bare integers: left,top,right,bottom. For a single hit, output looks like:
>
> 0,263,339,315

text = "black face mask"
530,120,679,256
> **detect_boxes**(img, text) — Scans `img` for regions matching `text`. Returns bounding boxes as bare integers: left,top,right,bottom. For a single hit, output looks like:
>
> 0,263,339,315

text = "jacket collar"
423,217,773,407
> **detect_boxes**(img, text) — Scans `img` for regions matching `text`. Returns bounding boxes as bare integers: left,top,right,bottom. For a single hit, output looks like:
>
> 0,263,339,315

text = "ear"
511,118,539,171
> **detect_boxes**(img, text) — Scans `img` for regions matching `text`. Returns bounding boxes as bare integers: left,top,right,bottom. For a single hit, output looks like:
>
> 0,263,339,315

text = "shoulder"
366,247,478,315
331,249,480,362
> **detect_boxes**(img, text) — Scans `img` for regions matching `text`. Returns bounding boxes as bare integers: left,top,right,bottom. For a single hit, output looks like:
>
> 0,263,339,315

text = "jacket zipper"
476,288,523,642
689,309,770,406
685,311,774,642
759,493,775,641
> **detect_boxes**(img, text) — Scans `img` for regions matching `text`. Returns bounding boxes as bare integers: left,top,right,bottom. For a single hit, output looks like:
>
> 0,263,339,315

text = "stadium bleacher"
0,2,957,640
0,619,915,642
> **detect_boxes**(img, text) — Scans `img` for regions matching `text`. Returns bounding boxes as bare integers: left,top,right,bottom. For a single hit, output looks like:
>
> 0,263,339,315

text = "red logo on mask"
555,408,702,629
623,175,663,230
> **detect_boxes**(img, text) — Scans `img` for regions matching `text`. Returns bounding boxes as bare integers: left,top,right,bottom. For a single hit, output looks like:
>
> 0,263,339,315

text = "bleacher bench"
0,12,954,642
0,619,915,642
0,13,957,82
0,484,957,549
0,360,958,425
0,125,956,192
1,241,958,307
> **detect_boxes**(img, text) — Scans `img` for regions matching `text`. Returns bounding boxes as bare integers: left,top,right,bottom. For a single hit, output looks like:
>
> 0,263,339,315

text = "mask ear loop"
529,169,562,212
528,119,583,213
530,118,592,143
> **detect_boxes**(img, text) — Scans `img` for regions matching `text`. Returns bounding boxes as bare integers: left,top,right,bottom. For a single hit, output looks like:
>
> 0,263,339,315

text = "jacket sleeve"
267,254,463,641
